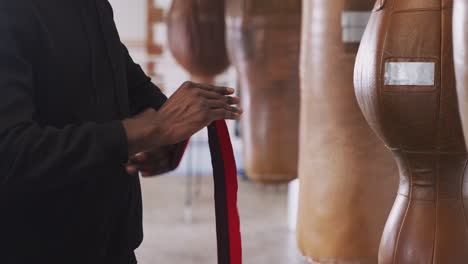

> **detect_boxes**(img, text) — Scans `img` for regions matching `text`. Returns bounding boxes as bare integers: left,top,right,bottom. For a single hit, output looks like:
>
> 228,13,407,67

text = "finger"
128,152,148,166
210,109,241,121
139,160,170,176
136,153,170,168
140,171,155,177
198,90,241,105
134,152,148,163
126,165,138,175
197,89,223,100
206,100,243,113
193,83,235,95
225,96,241,105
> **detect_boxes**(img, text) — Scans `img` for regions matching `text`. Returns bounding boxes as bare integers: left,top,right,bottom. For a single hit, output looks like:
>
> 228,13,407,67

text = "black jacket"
0,0,167,263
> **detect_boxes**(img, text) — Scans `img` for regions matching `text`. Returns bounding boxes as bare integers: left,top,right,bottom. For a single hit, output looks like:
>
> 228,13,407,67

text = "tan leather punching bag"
355,0,468,263
226,0,301,183
167,0,230,84
454,0,468,146
296,1,398,263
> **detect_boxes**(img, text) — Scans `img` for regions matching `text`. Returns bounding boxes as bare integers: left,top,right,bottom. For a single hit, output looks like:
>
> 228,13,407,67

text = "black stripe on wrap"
208,122,231,264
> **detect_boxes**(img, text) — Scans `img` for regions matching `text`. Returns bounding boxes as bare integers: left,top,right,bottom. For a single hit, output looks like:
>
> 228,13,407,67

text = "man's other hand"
125,140,187,176
125,151,170,176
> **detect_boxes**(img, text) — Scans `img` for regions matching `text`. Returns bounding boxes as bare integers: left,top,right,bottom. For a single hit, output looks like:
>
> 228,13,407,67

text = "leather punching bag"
167,0,230,84
454,0,468,146
296,0,398,263
226,0,301,183
355,0,468,263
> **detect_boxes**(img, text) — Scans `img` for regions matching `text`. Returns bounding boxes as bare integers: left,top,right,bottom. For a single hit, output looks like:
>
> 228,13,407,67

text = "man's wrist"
123,108,162,156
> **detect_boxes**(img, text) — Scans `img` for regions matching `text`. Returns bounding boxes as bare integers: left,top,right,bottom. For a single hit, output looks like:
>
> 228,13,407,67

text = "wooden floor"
135,175,310,264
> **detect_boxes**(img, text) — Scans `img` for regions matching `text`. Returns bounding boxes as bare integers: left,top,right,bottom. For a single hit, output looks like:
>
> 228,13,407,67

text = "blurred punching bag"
296,0,398,263
226,0,301,183
455,0,468,145
167,0,230,84
355,0,468,263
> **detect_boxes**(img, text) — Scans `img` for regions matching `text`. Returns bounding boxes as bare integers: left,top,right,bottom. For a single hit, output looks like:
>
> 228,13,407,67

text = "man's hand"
125,142,186,176
123,81,242,156
125,151,170,176
151,81,242,145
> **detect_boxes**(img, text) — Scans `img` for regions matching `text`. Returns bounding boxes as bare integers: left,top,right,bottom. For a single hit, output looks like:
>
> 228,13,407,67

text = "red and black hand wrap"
170,120,242,264
208,120,242,264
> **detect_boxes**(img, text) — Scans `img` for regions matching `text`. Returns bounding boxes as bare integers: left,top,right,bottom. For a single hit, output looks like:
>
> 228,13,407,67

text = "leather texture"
454,0,468,147
296,0,398,263
354,0,468,263
225,0,301,183
167,0,230,82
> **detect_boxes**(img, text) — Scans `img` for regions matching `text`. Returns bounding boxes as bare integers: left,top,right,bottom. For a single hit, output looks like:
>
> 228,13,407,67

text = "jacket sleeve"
123,43,168,115
0,3,129,191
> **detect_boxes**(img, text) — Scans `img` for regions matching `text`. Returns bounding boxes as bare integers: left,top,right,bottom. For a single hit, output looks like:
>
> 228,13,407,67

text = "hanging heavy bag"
296,0,398,263
225,0,301,184
355,0,468,263
454,0,468,146
167,0,230,84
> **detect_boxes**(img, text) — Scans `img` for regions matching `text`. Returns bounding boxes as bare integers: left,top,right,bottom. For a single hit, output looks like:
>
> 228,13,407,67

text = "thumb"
134,152,149,163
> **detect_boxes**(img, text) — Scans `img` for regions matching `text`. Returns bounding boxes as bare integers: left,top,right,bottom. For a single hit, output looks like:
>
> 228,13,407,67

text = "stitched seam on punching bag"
379,5,395,150
385,149,466,154
431,6,444,262
393,151,413,264
392,8,442,13
431,156,440,264
461,161,468,243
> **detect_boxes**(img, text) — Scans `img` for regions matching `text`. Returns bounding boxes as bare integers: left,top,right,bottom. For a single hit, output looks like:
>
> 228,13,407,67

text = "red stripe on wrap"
214,120,242,264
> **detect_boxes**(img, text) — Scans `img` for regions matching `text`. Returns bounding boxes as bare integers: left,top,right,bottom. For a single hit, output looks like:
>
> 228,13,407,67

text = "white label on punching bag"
341,11,371,43
384,62,436,86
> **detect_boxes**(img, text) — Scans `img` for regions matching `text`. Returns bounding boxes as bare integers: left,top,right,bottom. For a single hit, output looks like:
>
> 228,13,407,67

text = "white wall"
108,0,147,43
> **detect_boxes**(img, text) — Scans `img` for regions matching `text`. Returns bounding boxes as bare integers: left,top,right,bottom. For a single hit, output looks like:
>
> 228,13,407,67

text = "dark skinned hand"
125,143,184,176
123,81,242,175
